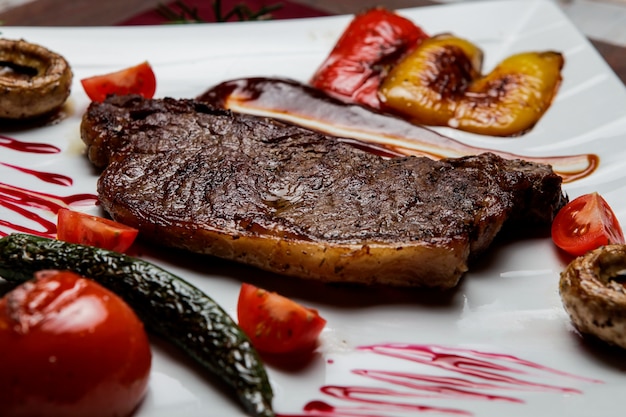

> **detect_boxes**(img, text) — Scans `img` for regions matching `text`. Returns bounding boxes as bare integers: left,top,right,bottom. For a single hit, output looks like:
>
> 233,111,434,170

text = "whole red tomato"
237,283,326,354
0,270,152,417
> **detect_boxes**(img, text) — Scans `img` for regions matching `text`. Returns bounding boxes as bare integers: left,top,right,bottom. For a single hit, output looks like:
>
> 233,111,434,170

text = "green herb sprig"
158,0,283,23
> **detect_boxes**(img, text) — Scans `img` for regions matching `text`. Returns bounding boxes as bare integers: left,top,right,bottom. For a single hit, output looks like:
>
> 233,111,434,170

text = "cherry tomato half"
57,208,139,253
81,61,156,102
237,283,326,354
551,192,625,256
0,270,152,417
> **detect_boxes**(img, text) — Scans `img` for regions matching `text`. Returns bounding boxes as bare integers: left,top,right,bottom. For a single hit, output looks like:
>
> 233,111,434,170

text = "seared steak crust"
81,95,566,288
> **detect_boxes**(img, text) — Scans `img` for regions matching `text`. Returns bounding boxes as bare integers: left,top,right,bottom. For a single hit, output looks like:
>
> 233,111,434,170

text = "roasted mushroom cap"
560,244,626,349
0,38,73,119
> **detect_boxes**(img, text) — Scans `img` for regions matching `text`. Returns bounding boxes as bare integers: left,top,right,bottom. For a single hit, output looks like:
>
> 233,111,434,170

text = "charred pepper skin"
0,233,274,417
310,7,428,109
379,34,564,137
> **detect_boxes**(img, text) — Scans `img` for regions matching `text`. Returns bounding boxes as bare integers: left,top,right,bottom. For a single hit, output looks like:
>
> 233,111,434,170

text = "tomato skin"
57,208,138,253
81,61,156,102
551,192,625,257
237,283,326,354
310,8,428,109
0,270,151,417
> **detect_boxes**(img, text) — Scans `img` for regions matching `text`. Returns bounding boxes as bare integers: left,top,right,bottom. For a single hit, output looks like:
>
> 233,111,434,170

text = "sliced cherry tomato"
551,192,625,256
57,208,138,253
237,283,326,354
0,270,152,417
310,7,428,109
81,61,156,102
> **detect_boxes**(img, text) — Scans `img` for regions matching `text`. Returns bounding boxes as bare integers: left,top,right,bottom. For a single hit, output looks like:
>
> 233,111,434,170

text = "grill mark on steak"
80,95,567,288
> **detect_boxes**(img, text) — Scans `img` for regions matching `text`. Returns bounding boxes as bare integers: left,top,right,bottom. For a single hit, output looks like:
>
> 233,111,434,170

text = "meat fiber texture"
80,95,567,289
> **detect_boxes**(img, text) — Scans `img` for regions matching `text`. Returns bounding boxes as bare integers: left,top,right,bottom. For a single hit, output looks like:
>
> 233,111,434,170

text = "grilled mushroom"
0,38,73,119
560,244,626,349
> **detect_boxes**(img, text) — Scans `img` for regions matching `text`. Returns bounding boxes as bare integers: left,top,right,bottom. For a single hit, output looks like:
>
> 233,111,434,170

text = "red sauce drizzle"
0,134,60,154
0,182,98,238
277,343,601,417
1,162,73,186
1,136,97,238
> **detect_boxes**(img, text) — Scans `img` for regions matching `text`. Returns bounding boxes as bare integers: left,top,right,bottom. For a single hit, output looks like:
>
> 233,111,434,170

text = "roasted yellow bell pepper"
378,34,564,137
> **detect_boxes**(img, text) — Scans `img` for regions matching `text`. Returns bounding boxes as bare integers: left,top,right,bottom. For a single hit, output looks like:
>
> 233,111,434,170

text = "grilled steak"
81,95,567,288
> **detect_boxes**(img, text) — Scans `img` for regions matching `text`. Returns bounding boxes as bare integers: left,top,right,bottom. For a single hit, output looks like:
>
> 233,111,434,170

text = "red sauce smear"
1,162,73,186
277,343,601,417
1,136,97,238
0,134,60,154
0,182,98,238
199,77,598,183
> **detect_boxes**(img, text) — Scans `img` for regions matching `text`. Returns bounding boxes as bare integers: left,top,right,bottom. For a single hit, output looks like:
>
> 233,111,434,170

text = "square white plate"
2,0,626,416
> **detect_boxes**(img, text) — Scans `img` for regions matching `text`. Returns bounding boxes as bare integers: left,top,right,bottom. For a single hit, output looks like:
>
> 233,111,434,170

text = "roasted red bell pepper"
309,7,428,109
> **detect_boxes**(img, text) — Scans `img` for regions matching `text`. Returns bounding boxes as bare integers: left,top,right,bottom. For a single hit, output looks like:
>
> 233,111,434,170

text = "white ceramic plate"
2,0,626,416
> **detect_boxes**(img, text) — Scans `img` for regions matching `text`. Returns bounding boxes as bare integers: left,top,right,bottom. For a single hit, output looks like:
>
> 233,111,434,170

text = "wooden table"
1,0,624,85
